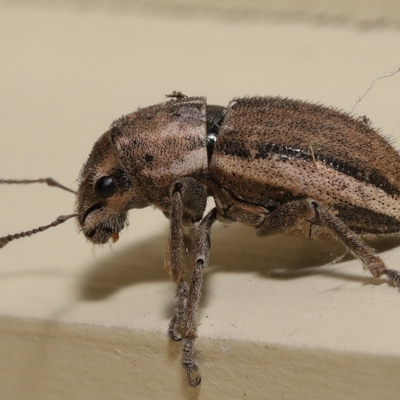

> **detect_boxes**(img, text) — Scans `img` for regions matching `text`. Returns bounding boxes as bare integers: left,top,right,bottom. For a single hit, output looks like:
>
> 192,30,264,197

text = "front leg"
182,208,217,386
256,199,400,286
166,183,188,341
166,178,208,342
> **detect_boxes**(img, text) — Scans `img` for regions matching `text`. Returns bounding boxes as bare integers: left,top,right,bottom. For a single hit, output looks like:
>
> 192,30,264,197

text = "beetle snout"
79,205,127,244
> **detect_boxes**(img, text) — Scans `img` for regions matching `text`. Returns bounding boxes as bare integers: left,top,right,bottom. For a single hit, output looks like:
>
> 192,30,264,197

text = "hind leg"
256,198,400,286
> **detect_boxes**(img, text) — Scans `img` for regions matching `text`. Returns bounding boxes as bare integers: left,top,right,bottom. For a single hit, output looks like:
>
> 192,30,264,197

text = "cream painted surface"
3,0,400,27
1,2,400,399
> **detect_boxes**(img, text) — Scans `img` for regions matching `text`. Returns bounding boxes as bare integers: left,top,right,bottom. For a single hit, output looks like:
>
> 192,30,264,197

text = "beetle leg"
256,199,316,237
167,183,188,342
167,179,208,342
308,200,400,286
256,199,400,287
183,208,217,387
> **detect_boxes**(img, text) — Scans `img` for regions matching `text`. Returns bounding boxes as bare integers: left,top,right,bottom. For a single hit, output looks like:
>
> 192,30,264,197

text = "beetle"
1,92,400,386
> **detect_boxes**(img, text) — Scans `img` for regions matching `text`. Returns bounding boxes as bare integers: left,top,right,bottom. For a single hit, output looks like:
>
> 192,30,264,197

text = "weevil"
2,93,400,386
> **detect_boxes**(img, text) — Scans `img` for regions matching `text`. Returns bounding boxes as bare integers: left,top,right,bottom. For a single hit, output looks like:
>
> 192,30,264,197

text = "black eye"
94,176,115,198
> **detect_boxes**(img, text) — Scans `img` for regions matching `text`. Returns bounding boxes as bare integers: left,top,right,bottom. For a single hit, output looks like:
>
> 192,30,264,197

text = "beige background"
1,1,400,399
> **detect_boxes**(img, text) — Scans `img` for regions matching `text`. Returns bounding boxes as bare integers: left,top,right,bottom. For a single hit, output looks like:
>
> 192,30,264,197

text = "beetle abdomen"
209,96,400,234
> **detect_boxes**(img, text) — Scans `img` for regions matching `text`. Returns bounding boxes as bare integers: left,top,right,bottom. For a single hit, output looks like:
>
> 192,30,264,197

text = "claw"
168,326,183,341
168,314,184,341
384,268,400,287
188,369,201,387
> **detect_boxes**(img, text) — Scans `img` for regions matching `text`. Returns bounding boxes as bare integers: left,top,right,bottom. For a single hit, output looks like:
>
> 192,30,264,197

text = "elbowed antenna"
0,213,79,249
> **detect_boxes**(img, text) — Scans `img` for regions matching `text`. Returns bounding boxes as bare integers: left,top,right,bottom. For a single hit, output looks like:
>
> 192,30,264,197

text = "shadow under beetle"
2,92,400,386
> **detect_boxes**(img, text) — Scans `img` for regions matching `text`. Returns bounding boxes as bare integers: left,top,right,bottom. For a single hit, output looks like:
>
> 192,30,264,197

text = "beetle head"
76,130,148,244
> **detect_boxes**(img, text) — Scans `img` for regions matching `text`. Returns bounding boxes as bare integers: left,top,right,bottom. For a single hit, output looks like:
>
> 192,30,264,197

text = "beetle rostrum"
2,93,400,387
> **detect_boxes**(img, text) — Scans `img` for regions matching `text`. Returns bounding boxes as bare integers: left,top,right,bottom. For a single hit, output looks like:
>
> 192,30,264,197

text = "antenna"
0,178,76,194
0,213,79,248
0,177,78,248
